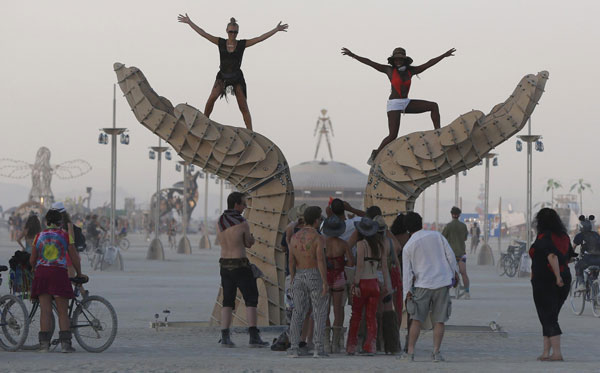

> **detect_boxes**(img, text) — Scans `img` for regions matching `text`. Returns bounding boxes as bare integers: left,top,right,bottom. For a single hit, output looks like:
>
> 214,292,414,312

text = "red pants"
390,266,403,314
346,278,380,354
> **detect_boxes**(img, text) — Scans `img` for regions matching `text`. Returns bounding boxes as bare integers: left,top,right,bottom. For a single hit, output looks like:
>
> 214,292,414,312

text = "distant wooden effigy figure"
114,63,293,326
365,71,549,223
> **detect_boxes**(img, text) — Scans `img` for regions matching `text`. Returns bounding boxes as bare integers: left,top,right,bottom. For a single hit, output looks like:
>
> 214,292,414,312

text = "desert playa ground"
1,230,598,373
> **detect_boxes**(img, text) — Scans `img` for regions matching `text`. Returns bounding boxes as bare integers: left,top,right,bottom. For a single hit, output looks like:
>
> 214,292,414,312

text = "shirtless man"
217,192,268,348
288,206,329,358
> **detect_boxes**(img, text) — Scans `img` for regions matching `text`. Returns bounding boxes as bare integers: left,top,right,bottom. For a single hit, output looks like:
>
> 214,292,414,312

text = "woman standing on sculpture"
341,47,455,164
529,208,576,361
178,14,288,131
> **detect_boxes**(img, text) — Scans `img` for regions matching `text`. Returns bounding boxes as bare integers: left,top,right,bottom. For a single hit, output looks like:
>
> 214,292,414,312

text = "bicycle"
569,259,600,317
0,265,29,352
20,277,118,352
90,238,124,271
497,240,526,278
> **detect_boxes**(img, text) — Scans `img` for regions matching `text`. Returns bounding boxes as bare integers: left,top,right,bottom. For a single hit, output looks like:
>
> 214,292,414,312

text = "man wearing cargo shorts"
400,212,459,362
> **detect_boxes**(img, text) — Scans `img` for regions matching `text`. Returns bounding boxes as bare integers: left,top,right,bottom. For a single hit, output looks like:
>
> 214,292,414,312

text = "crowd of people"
215,191,600,362
216,193,473,361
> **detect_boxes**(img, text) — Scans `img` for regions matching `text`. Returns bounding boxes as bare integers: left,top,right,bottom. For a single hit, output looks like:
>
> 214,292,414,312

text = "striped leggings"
289,268,329,350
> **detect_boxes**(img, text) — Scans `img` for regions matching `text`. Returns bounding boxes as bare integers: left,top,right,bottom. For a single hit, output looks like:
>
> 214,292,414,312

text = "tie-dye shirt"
33,227,70,269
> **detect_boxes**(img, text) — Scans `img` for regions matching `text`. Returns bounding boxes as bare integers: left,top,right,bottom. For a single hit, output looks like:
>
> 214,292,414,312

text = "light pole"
147,139,170,260
516,118,543,253
478,153,497,265
199,172,211,249
455,174,459,208
176,161,192,254
435,182,440,231
98,84,128,250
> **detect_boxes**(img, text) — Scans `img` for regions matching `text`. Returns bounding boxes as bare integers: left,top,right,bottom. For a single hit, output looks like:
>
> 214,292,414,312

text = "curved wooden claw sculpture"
365,71,549,223
114,63,293,326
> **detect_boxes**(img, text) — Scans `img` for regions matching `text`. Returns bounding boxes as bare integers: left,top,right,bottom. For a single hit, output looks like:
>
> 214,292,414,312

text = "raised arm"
343,200,365,217
246,22,288,48
177,13,219,45
341,48,389,74
410,48,456,75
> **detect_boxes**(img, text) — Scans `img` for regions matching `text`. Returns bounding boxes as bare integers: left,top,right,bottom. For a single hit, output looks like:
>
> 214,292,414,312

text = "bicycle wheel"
20,301,56,350
118,238,129,251
0,294,29,351
591,280,600,318
504,256,518,278
72,295,118,352
496,254,506,276
569,279,585,316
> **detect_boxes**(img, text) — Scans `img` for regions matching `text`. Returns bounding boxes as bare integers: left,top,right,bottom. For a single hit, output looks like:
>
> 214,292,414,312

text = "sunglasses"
227,30,238,34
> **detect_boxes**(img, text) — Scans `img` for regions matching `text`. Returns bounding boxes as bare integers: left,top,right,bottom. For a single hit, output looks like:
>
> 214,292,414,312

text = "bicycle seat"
70,276,89,284
0,265,8,272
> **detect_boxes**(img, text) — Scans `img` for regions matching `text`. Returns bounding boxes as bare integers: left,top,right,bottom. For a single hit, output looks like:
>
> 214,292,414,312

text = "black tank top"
218,38,247,74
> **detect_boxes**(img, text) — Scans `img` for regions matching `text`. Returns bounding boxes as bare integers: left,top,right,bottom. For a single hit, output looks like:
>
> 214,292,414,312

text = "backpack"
73,225,87,252
582,231,600,255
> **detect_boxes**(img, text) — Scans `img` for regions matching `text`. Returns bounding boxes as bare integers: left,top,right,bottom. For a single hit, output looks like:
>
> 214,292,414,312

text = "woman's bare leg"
376,111,401,154
38,295,53,332
54,296,71,332
549,335,563,360
538,336,550,360
234,85,252,130
332,290,344,327
405,99,440,129
204,80,223,118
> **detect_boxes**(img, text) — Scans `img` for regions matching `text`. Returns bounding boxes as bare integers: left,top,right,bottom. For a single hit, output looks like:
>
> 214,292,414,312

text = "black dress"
216,38,247,99
529,231,576,337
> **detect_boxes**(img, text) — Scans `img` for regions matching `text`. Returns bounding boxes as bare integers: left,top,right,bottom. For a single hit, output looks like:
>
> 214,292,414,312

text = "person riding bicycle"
442,207,471,299
86,215,104,250
573,215,600,291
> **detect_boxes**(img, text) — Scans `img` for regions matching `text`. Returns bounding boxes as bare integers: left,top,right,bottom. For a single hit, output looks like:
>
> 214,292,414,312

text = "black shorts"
220,261,259,309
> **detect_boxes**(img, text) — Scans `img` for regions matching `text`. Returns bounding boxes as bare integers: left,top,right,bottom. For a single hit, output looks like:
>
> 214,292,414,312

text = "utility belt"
219,258,250,270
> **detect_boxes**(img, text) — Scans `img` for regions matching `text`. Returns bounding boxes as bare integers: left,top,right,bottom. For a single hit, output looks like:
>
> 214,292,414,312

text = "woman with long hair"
178,14,288,131
529,208,576,361
341,46,455,164
322,215,354,353
346,217,391,355
17,214,42,253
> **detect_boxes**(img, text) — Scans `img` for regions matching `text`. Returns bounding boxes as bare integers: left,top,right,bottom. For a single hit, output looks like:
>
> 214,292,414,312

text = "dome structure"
290,159,367,210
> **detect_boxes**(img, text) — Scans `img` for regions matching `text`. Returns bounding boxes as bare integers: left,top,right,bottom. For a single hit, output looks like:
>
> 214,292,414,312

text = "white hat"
51,201,66,212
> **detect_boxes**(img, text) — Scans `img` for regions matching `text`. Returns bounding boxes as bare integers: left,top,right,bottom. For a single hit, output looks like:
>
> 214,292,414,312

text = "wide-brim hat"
287,203,308,222
387,47,413,66
373,215,387,233
354,217,379,237
51,201,66,212
322,215,346,237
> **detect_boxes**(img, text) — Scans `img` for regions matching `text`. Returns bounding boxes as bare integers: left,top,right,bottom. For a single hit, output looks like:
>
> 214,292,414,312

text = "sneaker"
463,292,471,300
313,349,329,358
432,351,445,362
397,352,414,361
287,346,311,358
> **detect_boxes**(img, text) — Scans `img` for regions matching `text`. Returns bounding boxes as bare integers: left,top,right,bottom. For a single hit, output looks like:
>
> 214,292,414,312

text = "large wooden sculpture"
114,63,293,326
365,71,549,223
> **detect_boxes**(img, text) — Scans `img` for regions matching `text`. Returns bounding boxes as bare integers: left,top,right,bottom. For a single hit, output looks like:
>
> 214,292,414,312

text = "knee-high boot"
324,326,331,353
382,310,400,354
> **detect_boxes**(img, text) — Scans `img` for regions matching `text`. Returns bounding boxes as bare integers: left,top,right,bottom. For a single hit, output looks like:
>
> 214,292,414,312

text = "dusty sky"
1,0,599,219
